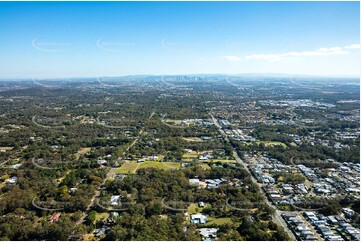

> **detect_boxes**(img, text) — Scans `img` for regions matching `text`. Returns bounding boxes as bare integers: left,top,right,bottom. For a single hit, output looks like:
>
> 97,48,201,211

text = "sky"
0,1,359,79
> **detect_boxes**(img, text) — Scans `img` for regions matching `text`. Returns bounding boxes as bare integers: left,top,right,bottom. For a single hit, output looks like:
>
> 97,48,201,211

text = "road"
210,114,297,241
68,111,155,240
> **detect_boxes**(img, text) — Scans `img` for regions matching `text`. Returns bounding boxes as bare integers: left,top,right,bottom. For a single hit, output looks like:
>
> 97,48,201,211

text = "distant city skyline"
0,1,359,79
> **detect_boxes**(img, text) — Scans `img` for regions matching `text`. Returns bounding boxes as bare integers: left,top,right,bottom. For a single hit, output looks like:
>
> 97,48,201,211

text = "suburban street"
210,114,297,241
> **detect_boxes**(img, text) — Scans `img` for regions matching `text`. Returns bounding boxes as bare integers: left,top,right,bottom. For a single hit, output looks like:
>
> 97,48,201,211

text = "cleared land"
255,141,287,148
116,160,180,173
182,137,203,142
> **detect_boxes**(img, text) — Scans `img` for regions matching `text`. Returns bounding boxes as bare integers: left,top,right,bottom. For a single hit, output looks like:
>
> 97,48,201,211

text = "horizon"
0,1,360,78
1,72,360,81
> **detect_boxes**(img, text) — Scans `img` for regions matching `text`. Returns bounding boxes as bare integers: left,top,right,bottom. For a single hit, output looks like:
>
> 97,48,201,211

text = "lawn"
182,137,203,142
207,217,233,225
116,160,180,173
75,147,91,159
95,212,109,222
77,147,91,154
256,141,287,148
187,203,211,214
139,161,180,170
183,150,212,159
115,161,139,174
199,164,211,170
187,203,199,214
163,119,182,124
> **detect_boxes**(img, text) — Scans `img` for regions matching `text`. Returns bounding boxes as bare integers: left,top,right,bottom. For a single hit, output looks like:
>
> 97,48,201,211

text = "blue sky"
0,1,359,78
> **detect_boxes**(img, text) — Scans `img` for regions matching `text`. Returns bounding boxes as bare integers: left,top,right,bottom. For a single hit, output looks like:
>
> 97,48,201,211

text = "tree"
87,210,97,225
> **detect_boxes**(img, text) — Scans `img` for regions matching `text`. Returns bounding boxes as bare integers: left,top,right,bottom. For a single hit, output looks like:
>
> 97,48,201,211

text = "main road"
210,114,297,241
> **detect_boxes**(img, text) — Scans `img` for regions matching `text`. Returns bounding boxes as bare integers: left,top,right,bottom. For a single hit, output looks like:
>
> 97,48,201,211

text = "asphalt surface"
210,114,297,241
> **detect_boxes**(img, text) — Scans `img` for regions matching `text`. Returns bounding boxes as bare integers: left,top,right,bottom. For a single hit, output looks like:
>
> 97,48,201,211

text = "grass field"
163,119,182,124
182,137,203,142
77,147,91,154
187,203,211,214
182,150,236,163
207,217,233,225
199,164,211,170
187,203,199,214
183,150,212,159
75,147,91,159
95,212,109,221
255,141,287,148
116,160,180,173
115,161,139,174
139,161,180,170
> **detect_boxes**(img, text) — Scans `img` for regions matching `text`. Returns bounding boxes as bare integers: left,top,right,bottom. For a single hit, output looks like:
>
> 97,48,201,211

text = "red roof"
50,212,61,223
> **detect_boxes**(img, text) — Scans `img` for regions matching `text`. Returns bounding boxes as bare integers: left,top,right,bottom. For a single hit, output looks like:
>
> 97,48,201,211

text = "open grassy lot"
95,212,109,222
77,147,91,154
116,160,180,173
187,203,198,214
207,217,233,225
82,233,94,241
187,203,211,214
182,137,203,142
115,161,139,174
75,147,91,159
199,164,211,170
152,155,165,161
183,150,212,160
255,141,287,148
139,161,180,170
163,119,182,124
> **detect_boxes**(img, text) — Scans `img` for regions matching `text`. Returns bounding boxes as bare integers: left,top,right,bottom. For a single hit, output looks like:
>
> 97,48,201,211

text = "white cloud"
344,44,360,49
222,55,241,62
244,45,353,62
245,54,281,61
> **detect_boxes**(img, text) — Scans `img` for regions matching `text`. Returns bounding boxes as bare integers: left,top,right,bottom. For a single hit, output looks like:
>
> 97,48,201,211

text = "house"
189,178,200,186
207,183,218,189
326,235,344,241
10,164,22,169
335,215,346,223
94,227,106,237
51,145,60,150
6,176,17,184
313,220,326,226
198,202,205,207
148,155,158,161
301,230,313,236
341,208,355,218
296,225,308,232
305,235,317,241
110,195,120,206
199,153,213,160
198,228,218,240
327,216,338,224
49,212,61,223
69,187,78,193
97,159,107,165
115,174,127,179
190,214,207,224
